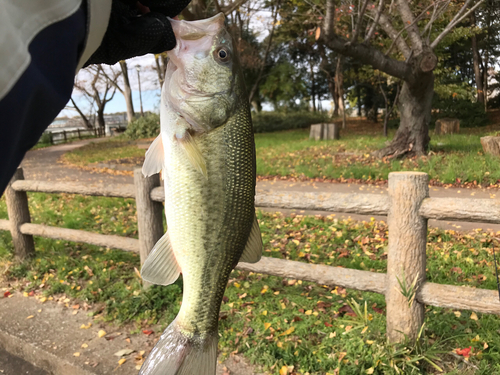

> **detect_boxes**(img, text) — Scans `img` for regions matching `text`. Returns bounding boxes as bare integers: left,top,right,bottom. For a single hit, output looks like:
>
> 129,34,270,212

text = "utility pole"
136,65,144,117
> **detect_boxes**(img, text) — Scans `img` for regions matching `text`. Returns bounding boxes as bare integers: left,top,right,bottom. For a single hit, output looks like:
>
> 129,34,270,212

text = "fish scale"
138,13,261,375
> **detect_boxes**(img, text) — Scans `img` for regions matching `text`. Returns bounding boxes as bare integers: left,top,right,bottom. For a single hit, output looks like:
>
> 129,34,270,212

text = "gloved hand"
84,0,190,66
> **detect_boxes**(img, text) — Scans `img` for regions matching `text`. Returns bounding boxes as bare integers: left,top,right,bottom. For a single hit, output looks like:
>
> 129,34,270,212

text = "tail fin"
139,320,218,375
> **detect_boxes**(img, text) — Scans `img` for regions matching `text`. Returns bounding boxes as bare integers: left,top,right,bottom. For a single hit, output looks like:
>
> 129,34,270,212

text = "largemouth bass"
139,13,262,375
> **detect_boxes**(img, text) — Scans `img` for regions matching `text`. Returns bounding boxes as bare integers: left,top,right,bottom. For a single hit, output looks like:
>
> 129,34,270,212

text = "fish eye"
215,47,231,63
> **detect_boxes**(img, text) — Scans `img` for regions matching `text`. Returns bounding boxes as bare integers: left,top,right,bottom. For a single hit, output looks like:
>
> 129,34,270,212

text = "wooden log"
435,118,460,135
5,169,35,260
134,169,164,289
151,188,390,216
19,223,139,253
420,197,500,224
12,180,136,199
481,136,500,157
386,172,428,343
236,257,386,294
309,124,323,141
310,123,340,141
418,282,500,315
322,123,340,140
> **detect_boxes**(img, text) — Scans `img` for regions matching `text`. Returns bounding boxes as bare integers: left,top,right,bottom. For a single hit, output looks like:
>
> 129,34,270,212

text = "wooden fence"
2,168,500,343
42,127,106,145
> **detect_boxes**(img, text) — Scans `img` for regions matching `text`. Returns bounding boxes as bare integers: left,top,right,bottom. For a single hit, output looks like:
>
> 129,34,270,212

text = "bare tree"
74,65,120,131
68,97,93,130
319,0,484,158
98,61,135,123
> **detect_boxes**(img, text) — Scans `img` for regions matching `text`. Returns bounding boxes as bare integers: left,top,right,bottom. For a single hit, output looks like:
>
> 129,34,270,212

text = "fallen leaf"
26,315,34,320
279,365,288,375
98,330,107,338
280,327,295,336
454,311,461,317
73,352,81,357
80,323,92,329
305,310,312,315
456,346,472,358
114,349,135,357
470,312,478,321
3,291,11,298
81,343,88,348
264,323,272,331
142,330,154,336
118,358,126,366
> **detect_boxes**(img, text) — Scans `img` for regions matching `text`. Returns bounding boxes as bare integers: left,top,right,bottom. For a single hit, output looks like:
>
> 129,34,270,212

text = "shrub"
432,96,489,128
124,113,160,139
39,132,52,144
252,111,328,133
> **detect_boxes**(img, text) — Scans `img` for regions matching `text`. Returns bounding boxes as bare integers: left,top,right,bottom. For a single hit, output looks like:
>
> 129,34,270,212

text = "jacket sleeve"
0,0,112,194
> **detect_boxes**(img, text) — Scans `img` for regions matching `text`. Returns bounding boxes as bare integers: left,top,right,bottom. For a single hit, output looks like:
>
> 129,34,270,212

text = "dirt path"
21,139,133,185
19,141,500,232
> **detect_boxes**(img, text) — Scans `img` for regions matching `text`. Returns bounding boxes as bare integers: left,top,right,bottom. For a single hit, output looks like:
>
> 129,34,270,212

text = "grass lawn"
2,193,500,374
62,117,500,187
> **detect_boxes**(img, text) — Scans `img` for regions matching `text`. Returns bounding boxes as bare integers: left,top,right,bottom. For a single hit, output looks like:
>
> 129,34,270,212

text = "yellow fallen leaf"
280,327,295,336
454,311,461,318
281,303,286,309
470,312,478,321
23,292,29,297
329,332,336,338
234,282,240,288
366,340,374,345
98,330,106,338
81,343,88,348
73,352,80,357
264,323,272,331
471,335,480,342
484,342,489,349
292,239,300,246
279,365,288,375
345,326,352,332
361,326,368,334
26,315,34,320
239,293,247,299
277,341,283,348
305,310,312,315
80,323,92,329
262,310,267,316
261,288,267,294
39,297,47,303
366,367,374,374
118,358,126,366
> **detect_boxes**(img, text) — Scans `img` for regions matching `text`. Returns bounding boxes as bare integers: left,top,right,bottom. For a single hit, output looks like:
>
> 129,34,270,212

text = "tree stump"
480,136,500,157
309,123,340,141
435,118,460,135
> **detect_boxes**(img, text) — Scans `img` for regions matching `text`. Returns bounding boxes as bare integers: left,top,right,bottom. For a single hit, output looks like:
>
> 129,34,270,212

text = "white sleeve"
0,0,112,101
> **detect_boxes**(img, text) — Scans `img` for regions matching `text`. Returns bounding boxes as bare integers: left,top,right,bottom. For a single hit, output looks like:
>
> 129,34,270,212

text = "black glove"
84,0,190,66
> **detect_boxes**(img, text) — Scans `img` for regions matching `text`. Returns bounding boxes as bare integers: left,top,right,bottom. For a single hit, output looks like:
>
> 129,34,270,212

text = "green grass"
61,138,145,166
255,129,500,186
2,193,500,373
62,123,500,186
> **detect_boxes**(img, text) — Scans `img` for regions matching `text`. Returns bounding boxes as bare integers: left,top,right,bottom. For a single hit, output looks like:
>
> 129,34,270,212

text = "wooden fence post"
5,168,35,260
386,172,428,343
134,169,164,289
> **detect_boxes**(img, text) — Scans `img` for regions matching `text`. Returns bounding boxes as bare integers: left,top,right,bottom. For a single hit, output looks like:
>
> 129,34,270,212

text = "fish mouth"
168,13,225,40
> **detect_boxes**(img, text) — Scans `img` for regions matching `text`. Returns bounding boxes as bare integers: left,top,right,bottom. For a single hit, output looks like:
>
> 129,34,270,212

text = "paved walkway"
19,140,500,232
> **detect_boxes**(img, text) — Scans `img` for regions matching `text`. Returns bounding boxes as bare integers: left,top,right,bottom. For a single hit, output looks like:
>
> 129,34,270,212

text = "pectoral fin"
239,214,263,263
177,131,207,179
142,135,164,177
141,231,181,285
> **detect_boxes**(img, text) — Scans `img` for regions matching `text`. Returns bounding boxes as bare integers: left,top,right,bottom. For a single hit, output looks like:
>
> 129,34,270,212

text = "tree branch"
385,2,435,56
395,0,423,52
430,0,484,49
351,0,370,42
322,30,411,81
222,0,248,15
377,12,411,58
364,0,384,42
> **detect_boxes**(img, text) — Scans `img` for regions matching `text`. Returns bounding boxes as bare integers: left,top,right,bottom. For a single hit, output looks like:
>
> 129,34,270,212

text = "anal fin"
239,213,263,263
141,231,181,285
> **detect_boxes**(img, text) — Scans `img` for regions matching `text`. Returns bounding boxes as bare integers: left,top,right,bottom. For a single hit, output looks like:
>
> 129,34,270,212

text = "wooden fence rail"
2,168,500,343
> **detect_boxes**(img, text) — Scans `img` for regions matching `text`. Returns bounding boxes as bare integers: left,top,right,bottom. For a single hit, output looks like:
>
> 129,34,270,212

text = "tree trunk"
334,57,345,127
310,60,316,112
70,98,92,130
119,61,135,123
374,72,433,158
97,107,106,131
471,13,484,104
